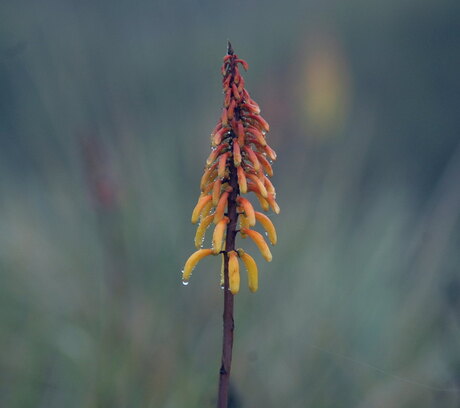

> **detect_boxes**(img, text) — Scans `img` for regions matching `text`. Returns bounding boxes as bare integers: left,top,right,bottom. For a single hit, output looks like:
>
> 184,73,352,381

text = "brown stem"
217,146,239,408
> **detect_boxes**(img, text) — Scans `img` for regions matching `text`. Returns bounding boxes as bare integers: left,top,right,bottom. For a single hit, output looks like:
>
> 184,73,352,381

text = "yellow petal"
194,214,214,248
200,163,218,191
237,196,256,226
267,194,280,214
182,248,214,282
200,199,214,220
214,191,229,224
237,249,258,292
218,152,229,179
255,211,277,245
228,250,240,294
212,217,229,254
255,152,273,177
241,228,272,262
262,174,275,195
243,146,260,171
264,145,277,161
191,195,212,224
233,141,242,167
239,214,250,238
212,179,222,205
247,173,268,198
237,166,247,194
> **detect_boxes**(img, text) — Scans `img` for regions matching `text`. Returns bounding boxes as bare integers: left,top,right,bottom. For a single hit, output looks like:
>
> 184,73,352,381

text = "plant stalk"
217,151,239,408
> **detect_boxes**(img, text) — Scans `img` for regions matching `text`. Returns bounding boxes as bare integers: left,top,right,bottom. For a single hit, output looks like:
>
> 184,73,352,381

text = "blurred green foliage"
1,0,460,407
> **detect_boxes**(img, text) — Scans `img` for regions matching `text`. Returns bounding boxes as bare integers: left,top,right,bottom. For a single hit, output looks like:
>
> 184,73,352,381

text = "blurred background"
1,0,460,407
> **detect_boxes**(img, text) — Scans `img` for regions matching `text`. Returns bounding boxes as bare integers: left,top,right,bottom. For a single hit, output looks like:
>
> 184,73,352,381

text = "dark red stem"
217,146,239,408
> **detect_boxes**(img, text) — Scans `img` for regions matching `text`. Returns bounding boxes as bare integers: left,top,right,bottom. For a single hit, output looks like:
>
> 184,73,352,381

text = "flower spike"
183,44,279,293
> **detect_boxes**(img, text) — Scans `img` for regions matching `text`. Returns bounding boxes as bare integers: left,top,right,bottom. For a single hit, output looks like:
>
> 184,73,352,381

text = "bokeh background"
1,0,460,407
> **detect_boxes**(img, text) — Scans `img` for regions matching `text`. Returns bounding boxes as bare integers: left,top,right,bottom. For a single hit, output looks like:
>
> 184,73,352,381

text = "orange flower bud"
247,173,268,198
214,191,229,224
212,179,222,205
207,143,228,166
255,212,277,245
255,152,273,177
237,122,245,147
237,249,258,292
192,194,212,224
194,214,214,248
232,83,240,100
212,217,229,254
243,146,261,171
212,127,229,147
266,193,280,214
236,59,249,71
237,196,255,226
246,126,267,146
240,228,272,262
237,166,247,194
218,152,229,179
221,108,228,126
233,141,242,166
264,145,277,161
227,99,236,120
228,250,240,294
182,248,214,283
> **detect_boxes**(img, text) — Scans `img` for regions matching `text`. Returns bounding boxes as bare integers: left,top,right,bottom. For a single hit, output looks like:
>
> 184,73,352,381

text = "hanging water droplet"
182,280,189,286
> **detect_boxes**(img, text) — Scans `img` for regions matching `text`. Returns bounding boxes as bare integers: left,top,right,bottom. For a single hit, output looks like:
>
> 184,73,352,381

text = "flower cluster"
182,46,279,294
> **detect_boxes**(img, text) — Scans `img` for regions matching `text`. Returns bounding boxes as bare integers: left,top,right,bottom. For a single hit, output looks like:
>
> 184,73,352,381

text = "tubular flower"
182,43,279,292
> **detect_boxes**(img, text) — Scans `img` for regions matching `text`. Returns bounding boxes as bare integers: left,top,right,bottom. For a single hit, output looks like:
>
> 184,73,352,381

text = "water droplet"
220,284,224,290
182,280,189,286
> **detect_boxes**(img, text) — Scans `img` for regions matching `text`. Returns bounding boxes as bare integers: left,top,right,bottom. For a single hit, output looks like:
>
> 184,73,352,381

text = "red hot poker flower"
182,43,279,294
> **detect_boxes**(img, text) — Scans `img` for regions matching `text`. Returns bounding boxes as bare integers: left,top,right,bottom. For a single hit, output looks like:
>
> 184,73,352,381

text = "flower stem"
217,149,239,408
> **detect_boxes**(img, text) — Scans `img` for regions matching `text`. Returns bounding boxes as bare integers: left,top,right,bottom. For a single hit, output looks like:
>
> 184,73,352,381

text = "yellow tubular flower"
200,199,214,220
255,152,273,177
200,162,218,191
261,174,275,195
239,214,250,238
247,173,268,198
242,145,260,171
237,197,256,226
194,214,214,248
182,248,214,283
233,141,242,166
212,179,222,205
218,152,229,179
267,194,280,214
240,228,272,262
255,211,277,245
214,191,229,224
237,166,247,193
228,251,240,294
191,195,212,224
237,249,258,292
212,217,229,254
